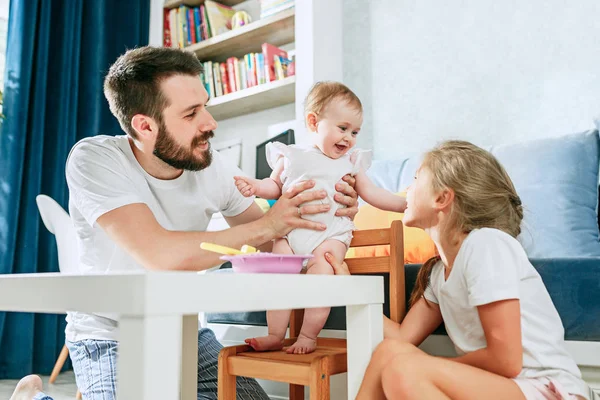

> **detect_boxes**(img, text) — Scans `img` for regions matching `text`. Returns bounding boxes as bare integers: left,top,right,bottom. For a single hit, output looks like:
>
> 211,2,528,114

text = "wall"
343,0,600,160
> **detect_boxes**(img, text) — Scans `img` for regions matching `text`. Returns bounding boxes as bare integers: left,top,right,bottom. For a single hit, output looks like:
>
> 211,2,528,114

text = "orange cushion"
346,195,437,264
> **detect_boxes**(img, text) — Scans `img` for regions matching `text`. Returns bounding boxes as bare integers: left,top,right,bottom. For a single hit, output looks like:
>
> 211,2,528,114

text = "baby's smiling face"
308,98,363,159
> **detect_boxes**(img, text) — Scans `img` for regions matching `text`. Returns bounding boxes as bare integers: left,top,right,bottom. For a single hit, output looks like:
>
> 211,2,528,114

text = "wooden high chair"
217,220,405,400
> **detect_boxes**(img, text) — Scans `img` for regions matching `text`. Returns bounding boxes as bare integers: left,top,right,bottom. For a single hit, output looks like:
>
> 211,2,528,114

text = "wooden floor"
0,371,77,400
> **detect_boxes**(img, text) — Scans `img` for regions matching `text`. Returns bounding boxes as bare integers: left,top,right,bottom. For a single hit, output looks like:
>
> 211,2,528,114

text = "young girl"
325,140,596,399
234,81,407,354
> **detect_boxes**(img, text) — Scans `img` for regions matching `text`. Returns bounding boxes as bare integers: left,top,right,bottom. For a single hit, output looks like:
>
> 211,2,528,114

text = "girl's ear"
435,187,455,211
131,114,158,141
306,112,318,132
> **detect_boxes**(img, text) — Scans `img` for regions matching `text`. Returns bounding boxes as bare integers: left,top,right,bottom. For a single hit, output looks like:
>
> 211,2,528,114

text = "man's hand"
234,175,260,197
325,252,351,276
334,174,359,219
263,180,329,237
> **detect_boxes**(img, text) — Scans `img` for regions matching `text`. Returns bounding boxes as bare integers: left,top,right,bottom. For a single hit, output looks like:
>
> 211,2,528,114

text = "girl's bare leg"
245,238,294,351
286,239,348,354
358,339,527,400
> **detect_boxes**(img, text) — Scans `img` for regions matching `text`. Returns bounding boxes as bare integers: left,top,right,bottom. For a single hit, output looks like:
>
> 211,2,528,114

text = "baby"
234,81,406,354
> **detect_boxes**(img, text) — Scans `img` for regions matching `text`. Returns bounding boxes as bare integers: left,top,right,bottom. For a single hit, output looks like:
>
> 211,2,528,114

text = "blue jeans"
34,328,268,400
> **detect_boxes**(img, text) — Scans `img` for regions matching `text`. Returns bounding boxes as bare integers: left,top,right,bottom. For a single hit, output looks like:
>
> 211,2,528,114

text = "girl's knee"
381,354,428,398
374,339,418,359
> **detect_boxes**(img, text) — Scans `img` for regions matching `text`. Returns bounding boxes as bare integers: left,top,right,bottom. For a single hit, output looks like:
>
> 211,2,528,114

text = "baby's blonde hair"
303,81,362,117
410,140,524,307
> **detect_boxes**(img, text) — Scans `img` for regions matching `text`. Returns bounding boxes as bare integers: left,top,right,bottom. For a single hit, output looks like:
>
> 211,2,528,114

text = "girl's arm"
385,297,443,345
354,170,407,213
452,299,523,378
234,158,284,200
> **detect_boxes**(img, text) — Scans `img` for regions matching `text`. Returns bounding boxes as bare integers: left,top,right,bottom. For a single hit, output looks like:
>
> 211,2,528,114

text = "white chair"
36,194,82,399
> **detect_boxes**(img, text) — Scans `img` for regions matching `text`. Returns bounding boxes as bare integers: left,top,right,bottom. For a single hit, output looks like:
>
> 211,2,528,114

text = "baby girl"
234,81,406,354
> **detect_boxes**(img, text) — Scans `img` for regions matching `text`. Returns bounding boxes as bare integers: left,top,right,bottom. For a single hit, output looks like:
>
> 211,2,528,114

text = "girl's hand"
325,252,351,276
234,176,260,197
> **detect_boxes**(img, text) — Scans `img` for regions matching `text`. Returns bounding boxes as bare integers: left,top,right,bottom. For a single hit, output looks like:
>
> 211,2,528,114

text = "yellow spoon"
200,242,259,255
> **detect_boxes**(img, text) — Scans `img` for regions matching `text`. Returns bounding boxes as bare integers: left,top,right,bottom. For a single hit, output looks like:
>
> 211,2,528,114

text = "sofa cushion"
490,131,600,258
367,130,600,258
207,259,600,341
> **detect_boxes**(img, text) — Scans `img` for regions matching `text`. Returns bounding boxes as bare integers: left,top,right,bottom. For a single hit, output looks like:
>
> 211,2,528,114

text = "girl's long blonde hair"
409,141,524,307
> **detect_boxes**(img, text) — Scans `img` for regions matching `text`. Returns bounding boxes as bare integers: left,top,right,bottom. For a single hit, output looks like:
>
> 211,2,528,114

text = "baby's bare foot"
245,335,284,351
286,334,317,354
10,375,43,400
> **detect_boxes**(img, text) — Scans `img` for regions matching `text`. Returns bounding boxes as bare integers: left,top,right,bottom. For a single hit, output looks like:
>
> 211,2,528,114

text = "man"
11,46,358,399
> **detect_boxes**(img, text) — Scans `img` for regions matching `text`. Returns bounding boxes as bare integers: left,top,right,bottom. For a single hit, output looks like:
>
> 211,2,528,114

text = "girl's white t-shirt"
424,228,589,399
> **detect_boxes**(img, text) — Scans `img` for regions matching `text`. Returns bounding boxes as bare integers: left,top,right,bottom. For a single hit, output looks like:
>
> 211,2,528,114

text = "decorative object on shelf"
260,0,295,19
231,10,251,29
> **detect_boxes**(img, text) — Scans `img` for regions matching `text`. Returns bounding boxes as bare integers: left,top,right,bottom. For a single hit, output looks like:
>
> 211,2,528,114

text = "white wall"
344,0,600,160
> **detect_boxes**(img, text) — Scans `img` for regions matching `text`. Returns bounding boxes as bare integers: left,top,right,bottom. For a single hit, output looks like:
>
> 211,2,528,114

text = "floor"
0,371,78,400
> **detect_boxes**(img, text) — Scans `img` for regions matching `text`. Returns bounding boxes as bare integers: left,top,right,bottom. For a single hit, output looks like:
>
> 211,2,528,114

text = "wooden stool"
218,221,406,399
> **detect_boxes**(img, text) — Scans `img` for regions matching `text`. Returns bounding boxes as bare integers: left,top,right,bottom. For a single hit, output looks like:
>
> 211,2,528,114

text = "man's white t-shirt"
424,228,589,399
64,135,253,342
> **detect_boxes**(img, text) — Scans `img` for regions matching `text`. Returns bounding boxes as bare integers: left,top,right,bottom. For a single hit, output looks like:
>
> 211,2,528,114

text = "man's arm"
224,202,273,252
97,181,330,271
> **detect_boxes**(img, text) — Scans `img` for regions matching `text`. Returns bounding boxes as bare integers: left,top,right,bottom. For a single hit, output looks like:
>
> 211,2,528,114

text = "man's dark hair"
103,46,203,139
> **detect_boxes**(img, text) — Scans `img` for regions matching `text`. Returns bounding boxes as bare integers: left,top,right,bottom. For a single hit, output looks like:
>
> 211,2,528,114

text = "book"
226,57,237,92
169,9,178,48
187,7,196,44
213,62,223,96
204,0,236,37
201,5,210,38
177,7,185,48
220,63,230,95
163,8,172,47
261,43,288,82
275,55,292,80
193,8,202,42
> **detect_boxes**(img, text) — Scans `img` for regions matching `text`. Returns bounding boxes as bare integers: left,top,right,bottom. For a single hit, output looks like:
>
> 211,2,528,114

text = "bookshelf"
185,8,294,61
206,75,295,120
163,0,244,8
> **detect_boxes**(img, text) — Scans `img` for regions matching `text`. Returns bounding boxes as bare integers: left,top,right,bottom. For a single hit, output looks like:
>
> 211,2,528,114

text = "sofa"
207,129,600,392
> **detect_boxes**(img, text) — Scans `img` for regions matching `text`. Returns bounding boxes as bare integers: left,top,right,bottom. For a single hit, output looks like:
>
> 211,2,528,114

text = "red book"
187,8,196,44
261,43,288,82
220,63,230,94
163,8,172,47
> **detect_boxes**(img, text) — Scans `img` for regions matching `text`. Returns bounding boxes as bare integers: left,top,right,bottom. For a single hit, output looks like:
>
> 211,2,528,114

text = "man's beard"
153,120,214,171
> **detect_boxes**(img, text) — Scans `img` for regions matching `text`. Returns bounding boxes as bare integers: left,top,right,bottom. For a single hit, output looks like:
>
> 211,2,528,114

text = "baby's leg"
287,239,348,355
245,238,293,351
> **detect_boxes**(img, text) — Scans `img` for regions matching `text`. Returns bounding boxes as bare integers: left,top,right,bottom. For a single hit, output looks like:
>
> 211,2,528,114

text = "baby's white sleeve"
350,149,373,175
463,230,521,307
265,142,288,170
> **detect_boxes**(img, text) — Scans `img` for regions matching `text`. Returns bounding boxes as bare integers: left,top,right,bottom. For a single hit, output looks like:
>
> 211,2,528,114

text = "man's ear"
306,112,318,132
131,114,158,141
435,187,455,212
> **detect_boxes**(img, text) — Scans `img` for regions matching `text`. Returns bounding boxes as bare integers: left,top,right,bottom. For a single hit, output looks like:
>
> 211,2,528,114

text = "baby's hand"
234,176,259,197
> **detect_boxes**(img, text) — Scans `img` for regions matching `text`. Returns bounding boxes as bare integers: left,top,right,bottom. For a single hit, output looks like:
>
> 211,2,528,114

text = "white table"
0,272,384,399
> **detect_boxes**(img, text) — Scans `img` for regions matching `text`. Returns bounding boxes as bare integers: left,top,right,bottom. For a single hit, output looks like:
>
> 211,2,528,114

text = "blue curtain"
0,0,149,378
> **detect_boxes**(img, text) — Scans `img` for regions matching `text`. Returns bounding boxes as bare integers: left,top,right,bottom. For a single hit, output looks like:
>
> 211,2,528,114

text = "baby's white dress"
266,143,372,255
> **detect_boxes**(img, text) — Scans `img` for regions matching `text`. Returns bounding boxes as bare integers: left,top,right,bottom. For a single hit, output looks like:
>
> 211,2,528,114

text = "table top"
0,272,384,316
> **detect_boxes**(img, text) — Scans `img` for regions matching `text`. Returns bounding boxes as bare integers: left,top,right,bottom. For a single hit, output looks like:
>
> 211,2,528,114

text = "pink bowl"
220,253,313,274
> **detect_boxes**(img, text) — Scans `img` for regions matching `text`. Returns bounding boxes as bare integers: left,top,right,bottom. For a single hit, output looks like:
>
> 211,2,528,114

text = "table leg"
181,314,199,400
346,303,383,400
117,314,184,400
